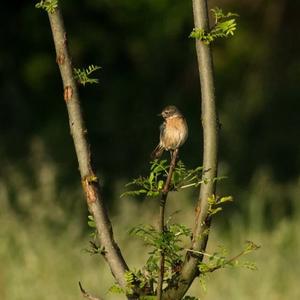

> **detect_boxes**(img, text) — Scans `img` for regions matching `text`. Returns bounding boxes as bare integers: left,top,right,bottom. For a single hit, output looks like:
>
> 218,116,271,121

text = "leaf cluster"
130,219,191,283
207,194,233,216
196,241,260,290
84,215,106,255
109,269,155,297
87,215,97,239
190,7,238,44
108,271,137,296
73,65,101,86
121,160,204,198
35,0,58,13
109,218,191,296
199,241,260,273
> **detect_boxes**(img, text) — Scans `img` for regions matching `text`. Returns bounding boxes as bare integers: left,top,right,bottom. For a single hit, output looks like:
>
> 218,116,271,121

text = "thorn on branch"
79,282,103,300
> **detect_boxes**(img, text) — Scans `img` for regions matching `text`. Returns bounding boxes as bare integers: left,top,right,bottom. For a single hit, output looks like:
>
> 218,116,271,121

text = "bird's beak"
157,112,162,117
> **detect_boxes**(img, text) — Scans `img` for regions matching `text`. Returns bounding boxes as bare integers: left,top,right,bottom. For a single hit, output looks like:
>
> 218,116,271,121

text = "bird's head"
159,105,182,119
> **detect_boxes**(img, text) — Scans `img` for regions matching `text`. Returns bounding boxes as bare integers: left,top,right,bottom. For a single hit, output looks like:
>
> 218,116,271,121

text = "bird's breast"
160,117,188,150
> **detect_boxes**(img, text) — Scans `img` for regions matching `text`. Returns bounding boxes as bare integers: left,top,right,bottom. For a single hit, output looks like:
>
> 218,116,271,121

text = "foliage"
130,219,191,272
115,159,248,297
87,214,97,239
84,215,106,255
207,194,233,216
121,160,206,198
198,241,260,273
35,0,58,13
87,214,96,228
108,210,259,297
194,241,260,290
109,215,192,296
190,7,238,44
1,178,298,300
3,0,300,299
121,159,228,200
109,269,154,296
73,65,101,86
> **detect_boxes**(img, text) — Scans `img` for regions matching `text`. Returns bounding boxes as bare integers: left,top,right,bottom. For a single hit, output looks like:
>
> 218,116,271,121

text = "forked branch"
40,1,218,299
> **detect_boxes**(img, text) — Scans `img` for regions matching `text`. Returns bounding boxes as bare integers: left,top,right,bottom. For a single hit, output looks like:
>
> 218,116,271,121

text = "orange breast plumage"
160,117,188,150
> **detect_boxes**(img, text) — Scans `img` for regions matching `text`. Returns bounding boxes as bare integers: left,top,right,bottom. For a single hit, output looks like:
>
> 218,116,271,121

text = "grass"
1,155,300,299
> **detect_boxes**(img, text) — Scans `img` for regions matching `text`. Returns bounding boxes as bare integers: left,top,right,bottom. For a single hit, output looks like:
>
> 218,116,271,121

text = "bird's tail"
151,144,164,160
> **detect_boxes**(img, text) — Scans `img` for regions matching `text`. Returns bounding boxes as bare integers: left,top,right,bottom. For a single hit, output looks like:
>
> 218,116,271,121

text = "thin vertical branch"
44,5,129,288
162,0,218,298
190,0,218,261
157,149,179,300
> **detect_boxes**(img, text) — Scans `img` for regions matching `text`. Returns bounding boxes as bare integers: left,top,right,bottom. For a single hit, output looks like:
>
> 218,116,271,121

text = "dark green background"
1,0,299,223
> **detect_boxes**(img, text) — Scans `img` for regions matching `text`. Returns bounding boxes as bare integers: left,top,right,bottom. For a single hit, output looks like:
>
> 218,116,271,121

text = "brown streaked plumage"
151,105,188,159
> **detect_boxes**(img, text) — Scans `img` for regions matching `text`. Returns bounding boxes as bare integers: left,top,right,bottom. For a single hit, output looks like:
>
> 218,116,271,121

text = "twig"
79,282,103,300
185,248,237,273
186,245,259,273
43,4,129,288
157,149,179,300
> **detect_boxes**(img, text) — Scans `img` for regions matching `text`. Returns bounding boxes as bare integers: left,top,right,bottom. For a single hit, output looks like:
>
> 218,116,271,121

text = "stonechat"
152,105,188,159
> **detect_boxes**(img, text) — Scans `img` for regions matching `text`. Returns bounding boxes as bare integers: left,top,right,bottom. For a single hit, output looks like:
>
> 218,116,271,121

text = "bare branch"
44,5,129,288
79,282,103,300
162,0,219,298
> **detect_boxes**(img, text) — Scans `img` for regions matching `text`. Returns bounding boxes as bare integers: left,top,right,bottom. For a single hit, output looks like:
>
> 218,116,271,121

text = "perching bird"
151,105,188,159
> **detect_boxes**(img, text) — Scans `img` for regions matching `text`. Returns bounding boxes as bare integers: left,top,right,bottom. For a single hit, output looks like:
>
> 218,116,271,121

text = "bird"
151,105,188,159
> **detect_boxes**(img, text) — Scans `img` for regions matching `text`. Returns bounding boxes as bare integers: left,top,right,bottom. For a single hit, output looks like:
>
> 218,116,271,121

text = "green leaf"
218,195,233,204
199,273,208,291
209,207,223,216
148,172,155,188
87,215,96,228
73,65,101,86
124,270,135,287
157,180,164,190
244,241,261,253
35,0,58,13
121,160,208,198
87,220,95,227
108,284,124,294
147,191,160,197
190,7,238,44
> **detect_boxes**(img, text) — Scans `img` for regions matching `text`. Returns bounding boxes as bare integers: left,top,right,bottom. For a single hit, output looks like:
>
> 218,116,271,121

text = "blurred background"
1,0,300,299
